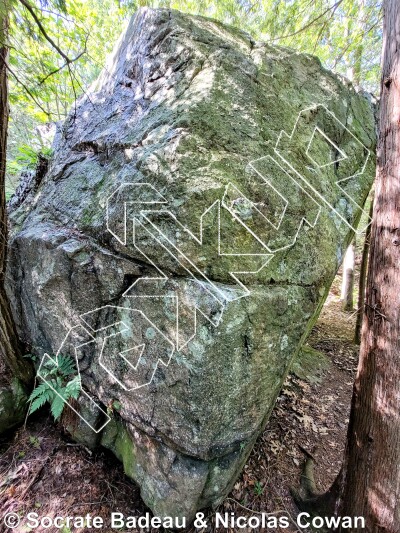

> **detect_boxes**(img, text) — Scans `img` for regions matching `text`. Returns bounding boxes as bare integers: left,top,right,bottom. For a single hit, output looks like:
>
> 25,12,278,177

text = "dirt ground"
0,269,360,533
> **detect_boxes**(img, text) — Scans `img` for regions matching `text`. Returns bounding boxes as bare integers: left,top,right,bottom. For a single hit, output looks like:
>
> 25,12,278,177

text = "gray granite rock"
6,7,375,520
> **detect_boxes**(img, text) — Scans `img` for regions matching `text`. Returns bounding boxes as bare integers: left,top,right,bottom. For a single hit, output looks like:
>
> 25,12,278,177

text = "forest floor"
0,272,360,533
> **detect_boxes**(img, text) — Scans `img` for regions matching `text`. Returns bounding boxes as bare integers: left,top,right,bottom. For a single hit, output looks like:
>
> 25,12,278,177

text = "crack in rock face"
6,7,376,521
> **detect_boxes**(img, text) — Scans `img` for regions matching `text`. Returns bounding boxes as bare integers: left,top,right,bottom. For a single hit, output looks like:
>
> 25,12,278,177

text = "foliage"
6,0,133,188
8,0,131,122
142,0,382,90
28,354,81,421
29,434,41,448
5,0,382,194
112,400,122,411
254,480,264,496
7,143,52,175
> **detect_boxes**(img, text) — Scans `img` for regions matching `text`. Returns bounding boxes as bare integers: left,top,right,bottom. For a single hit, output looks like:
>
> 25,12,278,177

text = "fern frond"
58,355,76,376
50,394,66,421
29,353,79,422
29,389,54,414
65,376,81,400
42,357,58,374
28,381,50,401
54,376,64,390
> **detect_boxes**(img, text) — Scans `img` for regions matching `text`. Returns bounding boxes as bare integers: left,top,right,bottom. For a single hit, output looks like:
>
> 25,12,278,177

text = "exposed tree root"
290,447,343,530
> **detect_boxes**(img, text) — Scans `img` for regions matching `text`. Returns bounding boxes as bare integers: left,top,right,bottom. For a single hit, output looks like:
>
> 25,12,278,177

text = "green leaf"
29,389,54,414
58,355,76,376
65,376,81,399
50,394,66,421
28,381,51,401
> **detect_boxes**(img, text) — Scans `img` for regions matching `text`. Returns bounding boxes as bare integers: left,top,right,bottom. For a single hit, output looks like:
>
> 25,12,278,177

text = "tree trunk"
0,2,31,384
341,239,355,312
339,2,400,529
354,198,373,344
293,2,400,530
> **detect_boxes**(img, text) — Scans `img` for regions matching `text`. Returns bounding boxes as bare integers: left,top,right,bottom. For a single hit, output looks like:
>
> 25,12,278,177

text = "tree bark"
0,2,31,384
339,1,400,529
354,198,373,344
341,239,355,312
293,2,400,530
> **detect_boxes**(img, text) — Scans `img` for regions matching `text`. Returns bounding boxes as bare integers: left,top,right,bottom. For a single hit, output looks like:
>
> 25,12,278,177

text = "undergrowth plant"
28,355,81,421
7,145,53,177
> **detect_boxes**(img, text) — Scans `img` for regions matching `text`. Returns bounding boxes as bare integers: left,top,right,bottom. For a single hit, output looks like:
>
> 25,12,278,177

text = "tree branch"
17,0,83,64
312,1,341,53
332,15,383,70
1,59,50,118
270,0,344,42
39,48,86,85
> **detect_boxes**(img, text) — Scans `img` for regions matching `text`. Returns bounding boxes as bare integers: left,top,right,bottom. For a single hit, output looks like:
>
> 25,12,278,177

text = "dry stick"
19,458,48,499
225,498,286,516
104,480,129,496
105,479,116,503
347,306,362,320
72,500,114,508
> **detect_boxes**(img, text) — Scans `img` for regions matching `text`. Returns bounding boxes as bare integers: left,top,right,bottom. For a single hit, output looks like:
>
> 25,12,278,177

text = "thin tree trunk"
354,198,373,344
339,2,400,529
341,238,355,312
0,2,31,383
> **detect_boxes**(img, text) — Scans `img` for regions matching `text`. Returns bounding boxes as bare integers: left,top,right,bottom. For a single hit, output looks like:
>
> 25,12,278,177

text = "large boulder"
6,8,375,520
